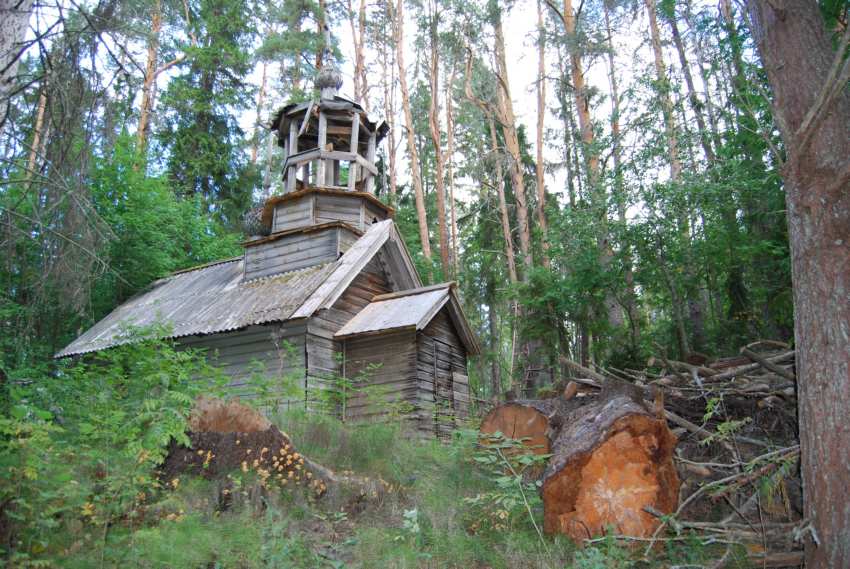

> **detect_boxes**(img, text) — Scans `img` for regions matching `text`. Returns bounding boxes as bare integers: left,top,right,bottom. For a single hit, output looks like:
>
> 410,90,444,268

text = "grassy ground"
54,410,743,568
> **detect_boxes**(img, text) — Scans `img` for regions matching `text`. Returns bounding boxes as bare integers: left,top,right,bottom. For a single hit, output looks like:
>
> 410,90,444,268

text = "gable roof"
334,283,480,354
56,220,419,358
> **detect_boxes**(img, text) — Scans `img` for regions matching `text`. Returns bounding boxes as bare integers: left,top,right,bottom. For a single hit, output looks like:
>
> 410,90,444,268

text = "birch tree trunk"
395,0,431,261
0,0,34,133
744,2,850,566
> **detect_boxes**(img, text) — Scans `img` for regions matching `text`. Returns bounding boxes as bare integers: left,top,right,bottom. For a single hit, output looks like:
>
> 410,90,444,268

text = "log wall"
243,226,359,281
343,330,419,425
306,257,392,409
270,191,390,234
417,311,470,437
271,194,314,233
177,322,307,412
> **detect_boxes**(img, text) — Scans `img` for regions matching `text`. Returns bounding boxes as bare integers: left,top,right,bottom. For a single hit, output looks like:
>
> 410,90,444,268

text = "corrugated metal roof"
56,260,337,357
334,286,451,338
56,220,400,358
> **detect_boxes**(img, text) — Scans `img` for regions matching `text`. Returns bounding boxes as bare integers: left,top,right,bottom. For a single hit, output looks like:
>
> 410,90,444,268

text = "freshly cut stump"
541,395,679,539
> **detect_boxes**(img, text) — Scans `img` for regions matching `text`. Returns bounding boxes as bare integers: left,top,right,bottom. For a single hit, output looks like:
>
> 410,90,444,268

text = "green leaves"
0,336,227,563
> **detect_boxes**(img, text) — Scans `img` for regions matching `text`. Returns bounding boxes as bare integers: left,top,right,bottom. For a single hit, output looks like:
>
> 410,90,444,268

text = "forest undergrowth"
0,338,761,569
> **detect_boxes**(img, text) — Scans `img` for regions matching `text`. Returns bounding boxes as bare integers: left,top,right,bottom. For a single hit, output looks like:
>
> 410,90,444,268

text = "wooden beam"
287,121,298,192
317,111,327,184
365,130,377,194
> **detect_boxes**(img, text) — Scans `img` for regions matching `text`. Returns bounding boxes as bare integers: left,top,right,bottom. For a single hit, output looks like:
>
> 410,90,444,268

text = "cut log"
541,394,679,539
480,389,679,541
479,396,594,458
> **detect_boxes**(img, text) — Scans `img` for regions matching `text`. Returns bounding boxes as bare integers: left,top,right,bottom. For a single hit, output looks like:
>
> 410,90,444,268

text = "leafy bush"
0,333,225,565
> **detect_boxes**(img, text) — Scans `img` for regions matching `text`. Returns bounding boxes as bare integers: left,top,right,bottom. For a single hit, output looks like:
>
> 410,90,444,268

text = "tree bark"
395,0,431,261
644,0,681,182
427,8,450,278
137,0,163,151
250,60,268,165
0,0,35,133
25,87,47,182
604,5,640,349
357,0,369,110
493,13,533,274
445,67,460,277
380,2,398,199
488,115,518,286
534,0,550,268
666,11,715,164
744,2,850,566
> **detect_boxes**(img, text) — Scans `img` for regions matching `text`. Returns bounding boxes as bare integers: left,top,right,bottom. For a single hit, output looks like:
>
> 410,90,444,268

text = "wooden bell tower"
269,66,388,195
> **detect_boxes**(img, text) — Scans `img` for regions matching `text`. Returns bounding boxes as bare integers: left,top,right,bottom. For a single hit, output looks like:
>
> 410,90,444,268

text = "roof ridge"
170,256,243,276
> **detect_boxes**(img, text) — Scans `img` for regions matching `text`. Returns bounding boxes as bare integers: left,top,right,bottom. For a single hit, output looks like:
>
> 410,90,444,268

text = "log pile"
481,341,804,563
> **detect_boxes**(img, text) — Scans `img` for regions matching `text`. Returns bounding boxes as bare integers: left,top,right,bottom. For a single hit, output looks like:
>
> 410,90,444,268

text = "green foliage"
0,333,225,565
465,431,549,537
156,0,258,225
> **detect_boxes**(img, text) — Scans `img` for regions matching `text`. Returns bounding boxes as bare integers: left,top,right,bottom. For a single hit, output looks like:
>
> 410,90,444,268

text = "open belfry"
58,63,479,437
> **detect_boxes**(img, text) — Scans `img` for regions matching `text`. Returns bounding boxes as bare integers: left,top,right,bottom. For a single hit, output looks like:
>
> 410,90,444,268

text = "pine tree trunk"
534,0,550,268
137,0,162,151
488,115,518,286
666,12,715,164
427,13,450,278
487,281,501,399
25,87,47,182
493,14,533,273
744,2,850,566
395,0,431,261
357,0,368,110
380,5,398,199
644,0,681,181
445,68,460,277
604,6,640,350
